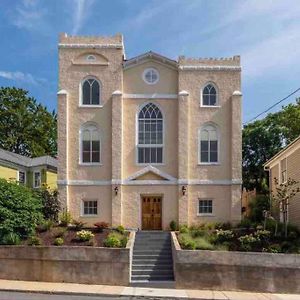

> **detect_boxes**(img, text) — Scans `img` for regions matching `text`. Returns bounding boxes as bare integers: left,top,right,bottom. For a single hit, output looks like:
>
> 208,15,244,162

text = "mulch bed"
23,227,111,247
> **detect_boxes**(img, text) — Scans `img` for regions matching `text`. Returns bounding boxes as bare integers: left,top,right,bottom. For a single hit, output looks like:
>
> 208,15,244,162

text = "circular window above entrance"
143,68,159,85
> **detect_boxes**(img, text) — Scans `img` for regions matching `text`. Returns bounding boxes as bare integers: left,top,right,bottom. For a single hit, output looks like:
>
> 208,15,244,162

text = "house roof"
264,136,300,169
123,51,178,70
0,148,57,169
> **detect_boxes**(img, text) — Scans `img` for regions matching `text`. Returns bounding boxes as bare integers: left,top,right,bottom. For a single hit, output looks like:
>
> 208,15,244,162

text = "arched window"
199,124,218,163
202,83,217,106
80,124,101,163
137,103,163,164
81,77,101,105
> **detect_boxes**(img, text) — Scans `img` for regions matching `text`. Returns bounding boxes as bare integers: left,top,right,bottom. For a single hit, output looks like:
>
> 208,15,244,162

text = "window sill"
80,215,99,218
197,214,215,217
136,163,165,166
198,162,220,166
200,105,221,108
79,163,103,166
79,105,103,108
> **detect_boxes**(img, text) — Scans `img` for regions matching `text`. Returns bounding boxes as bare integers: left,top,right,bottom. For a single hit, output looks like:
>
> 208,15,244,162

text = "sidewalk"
0,279,299,300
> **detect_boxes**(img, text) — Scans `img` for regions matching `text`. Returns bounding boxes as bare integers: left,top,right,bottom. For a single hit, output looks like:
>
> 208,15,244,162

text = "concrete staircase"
131,231,174,287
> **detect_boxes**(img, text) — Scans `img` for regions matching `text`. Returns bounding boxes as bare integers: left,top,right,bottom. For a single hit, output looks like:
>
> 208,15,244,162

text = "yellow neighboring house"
0,148,57,189
264,137,300,228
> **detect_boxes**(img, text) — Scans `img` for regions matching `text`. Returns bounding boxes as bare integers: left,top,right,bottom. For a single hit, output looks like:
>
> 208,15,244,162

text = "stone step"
132,270,174,276
132,259,173,265
132,264,173,270
131,274,174,281
133,249,171,254
133,254,172,260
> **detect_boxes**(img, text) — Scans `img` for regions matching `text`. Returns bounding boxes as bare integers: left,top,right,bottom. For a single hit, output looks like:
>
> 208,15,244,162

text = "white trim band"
58,179,242,186
123,93,177,99
58,43,123,49
179,65,241,71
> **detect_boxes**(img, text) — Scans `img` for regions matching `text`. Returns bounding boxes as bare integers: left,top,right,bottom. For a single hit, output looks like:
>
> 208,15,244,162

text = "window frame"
197,199,214,216
200,82,220,107
280,158,287,184
198,123,220,165
33,171,41,188
136,102,165,165
18,170,26,185
81,199,98,217
79,123,102,166
142,68,160,85
79,76,102,107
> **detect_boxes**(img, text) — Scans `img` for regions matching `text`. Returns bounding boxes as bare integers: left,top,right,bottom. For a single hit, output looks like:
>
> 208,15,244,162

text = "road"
0,291,166,300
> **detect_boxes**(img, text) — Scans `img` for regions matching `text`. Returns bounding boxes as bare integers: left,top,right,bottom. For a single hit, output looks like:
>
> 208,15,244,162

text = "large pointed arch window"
80,124,101,163
138,103,163,164
81,77,101,105
199,124,219,163
202,83,217,106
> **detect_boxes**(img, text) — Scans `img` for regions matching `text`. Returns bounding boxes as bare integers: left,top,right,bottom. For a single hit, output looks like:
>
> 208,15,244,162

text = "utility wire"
243,87,300,125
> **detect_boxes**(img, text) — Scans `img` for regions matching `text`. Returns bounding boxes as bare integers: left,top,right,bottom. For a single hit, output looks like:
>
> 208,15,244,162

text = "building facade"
264,137,300,229
57,33,242,230
0,148,57,189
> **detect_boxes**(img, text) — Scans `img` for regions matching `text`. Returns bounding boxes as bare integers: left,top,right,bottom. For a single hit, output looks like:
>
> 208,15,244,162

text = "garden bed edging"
0,231,135,286
171,232,300,293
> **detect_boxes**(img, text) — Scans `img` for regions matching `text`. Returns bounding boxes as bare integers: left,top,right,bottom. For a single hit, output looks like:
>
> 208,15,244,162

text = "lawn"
176,220,300,253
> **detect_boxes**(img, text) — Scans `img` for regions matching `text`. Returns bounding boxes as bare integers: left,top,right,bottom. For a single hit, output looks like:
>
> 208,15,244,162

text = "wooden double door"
141,196,162,230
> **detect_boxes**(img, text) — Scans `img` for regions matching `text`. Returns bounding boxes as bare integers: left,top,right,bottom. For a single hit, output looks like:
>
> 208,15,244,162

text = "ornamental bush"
0,179,43,241
215,229,234,243
76,230,94,242
53,237,64,246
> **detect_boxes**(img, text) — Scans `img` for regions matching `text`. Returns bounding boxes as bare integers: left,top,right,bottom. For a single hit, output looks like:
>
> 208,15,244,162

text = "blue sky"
0,0,300,123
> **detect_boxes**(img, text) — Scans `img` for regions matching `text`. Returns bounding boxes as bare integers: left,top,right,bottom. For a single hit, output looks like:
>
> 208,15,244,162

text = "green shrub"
190,228,206,238
238,234,259,251
53,227,67,238
194,237,214,250
53,237,64,246
34,188,60,221
169,220,177,231
179,224,189,234
204,222,217,230
0,179,43,238
215,222,232,230
288,231,298,240
263,243,281,253
72,219,86,231
248,195,270,222
215,229,234,243
59,210,72,227
255,230,271,240
104,234,122,248
237,218,253,229
178,233,196,250
37,220,54,232
76,230,94,242
116,225,125,234
94,222,109,232
1,232,21,245
28,236,42,246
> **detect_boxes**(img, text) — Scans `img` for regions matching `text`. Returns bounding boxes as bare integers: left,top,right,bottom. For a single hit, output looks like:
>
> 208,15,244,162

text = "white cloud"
0,71,45,85
72,0,95,35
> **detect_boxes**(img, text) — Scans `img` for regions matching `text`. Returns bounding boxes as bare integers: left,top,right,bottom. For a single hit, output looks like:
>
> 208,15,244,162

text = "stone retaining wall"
0,232,135,286
171,232,300,293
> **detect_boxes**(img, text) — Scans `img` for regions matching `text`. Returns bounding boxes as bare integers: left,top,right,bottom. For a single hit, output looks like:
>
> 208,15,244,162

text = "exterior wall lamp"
114,186,119,195
182,185,187,196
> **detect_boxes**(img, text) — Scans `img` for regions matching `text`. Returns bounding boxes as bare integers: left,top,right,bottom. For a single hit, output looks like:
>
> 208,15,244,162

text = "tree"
243,98,300,192
0,179,43,241
0,87,57,157
272,177,300,238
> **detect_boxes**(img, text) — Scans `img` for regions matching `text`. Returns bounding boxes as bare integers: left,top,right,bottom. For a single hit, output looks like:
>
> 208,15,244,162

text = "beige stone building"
57,33,242,230
264,137,300,228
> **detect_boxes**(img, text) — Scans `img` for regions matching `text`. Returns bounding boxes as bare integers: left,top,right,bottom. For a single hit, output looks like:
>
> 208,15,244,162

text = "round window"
143,68,159,85
86,55,96,61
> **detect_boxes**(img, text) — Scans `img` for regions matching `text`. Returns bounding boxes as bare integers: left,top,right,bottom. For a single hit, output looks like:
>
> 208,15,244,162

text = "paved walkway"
0,280,299,300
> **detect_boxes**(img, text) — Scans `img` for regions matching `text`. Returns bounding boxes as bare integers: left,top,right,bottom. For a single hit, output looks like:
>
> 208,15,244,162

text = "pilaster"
231,91,242,222
178,90,190,225
111,90,123,226
57,90,69,210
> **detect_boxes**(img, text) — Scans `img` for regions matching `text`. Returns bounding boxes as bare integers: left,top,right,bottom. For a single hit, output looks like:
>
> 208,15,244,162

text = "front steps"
131,231,174,287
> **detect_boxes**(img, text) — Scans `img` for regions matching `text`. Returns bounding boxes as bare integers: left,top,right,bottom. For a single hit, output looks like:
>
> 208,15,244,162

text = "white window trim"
142,68,160,85
79,123,102,166
135,102,165,165
280,158,287,184
200,82,219,107
18,170,26,185
81,199,99,217
197,199,214,216
33,171,41,188
79,76,102,107
198,123,220,165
